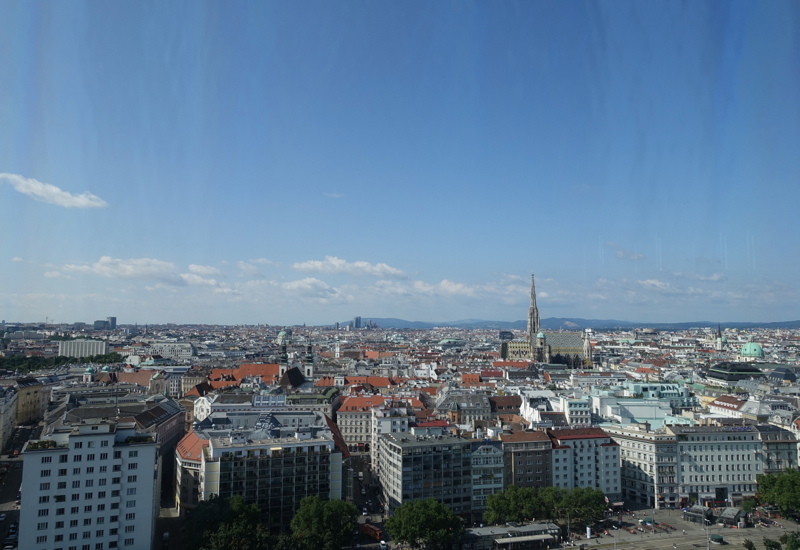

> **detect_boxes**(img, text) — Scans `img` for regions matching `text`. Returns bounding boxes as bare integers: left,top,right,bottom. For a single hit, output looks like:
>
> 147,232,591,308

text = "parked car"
0,514,6,522
363,508,368,516
380,541,388,550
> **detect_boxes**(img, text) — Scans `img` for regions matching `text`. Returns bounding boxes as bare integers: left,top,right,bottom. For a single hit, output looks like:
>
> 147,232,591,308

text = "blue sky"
1,1,799,325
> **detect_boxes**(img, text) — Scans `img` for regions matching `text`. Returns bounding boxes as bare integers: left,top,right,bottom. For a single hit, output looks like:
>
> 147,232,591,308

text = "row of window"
38,539,134,548
40,477,137,492
42,464,136,477
37,524,134,535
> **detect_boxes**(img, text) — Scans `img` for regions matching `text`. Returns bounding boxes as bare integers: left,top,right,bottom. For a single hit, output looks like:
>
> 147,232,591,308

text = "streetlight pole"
705,518,711,550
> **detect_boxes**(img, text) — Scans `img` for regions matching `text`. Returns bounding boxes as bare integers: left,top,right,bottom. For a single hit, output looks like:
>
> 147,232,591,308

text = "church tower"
526,272,540,349
279,341,289,377
304,344,314,379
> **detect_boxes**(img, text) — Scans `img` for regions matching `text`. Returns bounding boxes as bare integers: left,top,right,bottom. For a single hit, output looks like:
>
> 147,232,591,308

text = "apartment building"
198,428,342,530
604,424,679,509
20,421,158,550
16,377,44,425
548,428,621,502
549,397,592,426
754,425,798,474
371,400,409,482
499,430,552,489
175,431,208,511
0,387,17,450
378,431,472,517
471,440,504,515
337,396,387,453
147,342,196,362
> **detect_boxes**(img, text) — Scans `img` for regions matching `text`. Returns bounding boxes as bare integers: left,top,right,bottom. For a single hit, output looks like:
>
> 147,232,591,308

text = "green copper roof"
740,342,765,357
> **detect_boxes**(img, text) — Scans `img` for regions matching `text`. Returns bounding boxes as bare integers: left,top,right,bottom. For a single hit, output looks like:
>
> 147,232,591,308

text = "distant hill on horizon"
342,317,800,330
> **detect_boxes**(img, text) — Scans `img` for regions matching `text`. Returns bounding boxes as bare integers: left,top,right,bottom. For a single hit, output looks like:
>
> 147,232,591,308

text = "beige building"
15,378,43,425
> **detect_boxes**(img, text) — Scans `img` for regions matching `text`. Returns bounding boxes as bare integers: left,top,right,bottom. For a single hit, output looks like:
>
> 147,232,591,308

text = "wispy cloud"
63,256,183,284
11,257,23,262
324,192,343,198
292,256,407,278
672,271,725,281
44,271,72,279
606,241,645,261
248,258,273,265
188,264,225,277
0,173,108,208
237,261,265,278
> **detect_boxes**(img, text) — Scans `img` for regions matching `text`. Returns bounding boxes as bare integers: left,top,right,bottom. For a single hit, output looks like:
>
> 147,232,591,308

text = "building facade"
58,340,110,358
548,428,621,502
20,421,159,550
16,378,44,425
500,431,552,489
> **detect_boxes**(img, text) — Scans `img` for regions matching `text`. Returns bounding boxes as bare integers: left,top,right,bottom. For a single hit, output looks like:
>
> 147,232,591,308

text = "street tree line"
484,485,607,527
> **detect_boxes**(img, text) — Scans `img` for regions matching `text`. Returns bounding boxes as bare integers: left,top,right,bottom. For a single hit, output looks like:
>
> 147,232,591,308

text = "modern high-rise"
353,316,362,329
378,430,472,517
20,420,159,550
107,317,117,330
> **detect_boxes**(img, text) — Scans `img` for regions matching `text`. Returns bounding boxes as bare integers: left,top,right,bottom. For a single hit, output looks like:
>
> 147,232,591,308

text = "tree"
764,538,782,550
385,498,463,550
183,495,272,550
741,499,757,513
743,540,755,550
759,471,800,514
290,496,358,550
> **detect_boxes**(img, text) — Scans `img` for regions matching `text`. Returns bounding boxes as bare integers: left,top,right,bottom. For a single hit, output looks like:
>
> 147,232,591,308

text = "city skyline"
2,2,799,325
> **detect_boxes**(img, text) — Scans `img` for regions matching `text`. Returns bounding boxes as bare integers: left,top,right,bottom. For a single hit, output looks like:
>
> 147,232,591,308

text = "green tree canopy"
758,471,800,515
484,486,606,528
183,495,273,550
290,496,358,550
385,498,464,550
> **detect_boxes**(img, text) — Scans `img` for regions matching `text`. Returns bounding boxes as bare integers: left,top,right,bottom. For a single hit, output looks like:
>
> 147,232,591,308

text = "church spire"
527,272,540,345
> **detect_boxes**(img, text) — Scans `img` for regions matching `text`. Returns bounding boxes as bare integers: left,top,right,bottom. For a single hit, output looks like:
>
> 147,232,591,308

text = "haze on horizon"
1,1,799,326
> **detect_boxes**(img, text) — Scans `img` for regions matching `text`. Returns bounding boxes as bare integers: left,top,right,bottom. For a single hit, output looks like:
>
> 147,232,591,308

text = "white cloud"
324,193,343,198
248,258,273,265
64,256,183,284
180,273,219,287
292,256,406,278
606,241,645,261
188,264,225,277
11,257,23,262
237,261,264,278
0,173,108,208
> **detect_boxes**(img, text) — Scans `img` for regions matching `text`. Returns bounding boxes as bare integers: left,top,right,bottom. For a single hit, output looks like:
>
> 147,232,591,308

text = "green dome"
84,367,94,374
102,366,110,372
536,332,545,338
740,342,765,358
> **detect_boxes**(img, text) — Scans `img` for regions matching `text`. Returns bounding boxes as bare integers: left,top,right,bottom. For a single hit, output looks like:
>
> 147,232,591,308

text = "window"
38,522,49,530
124,539,134,547
126,476,137,483
73,468,81,475
83,531,91,538
57,508,65,515
125,500,136,508
72,494,80,501
113,451,121,459
124,526,134,532
97,504,105,511
56,534,64,541
71,510,79,516
74,442,83,449
99,466,107,473
128,451,138,458
124,513,135,520
111,490,120,497
37,536,48,543
73,481,81,489
97,517,104,524
86,467,94,474
74,455,82,462
84,518,92,526
85,493,93,500
100,453,108,460
58,482,67,489
39,509,50,516
60,455,69,463
110,517,118,523
96,530,104,537
57,521,65,528
84,506,92,513
71,520,79,527
112,465,121,472
40,495,50,503
59,469,68,476
42,456,53,463
87,454,95,461
99,479,107,486
86,480,93,488
70,532,78,539
126,488,136,496
112,478,120,484
41,469,52,477
101,441,108,447
110,503,119,510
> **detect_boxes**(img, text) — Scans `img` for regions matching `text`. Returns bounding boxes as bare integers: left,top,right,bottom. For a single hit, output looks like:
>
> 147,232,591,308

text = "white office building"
58,340,110,359
20,420,159,550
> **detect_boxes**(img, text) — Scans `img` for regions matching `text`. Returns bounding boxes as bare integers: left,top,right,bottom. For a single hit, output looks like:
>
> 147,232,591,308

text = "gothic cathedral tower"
526,272,540,348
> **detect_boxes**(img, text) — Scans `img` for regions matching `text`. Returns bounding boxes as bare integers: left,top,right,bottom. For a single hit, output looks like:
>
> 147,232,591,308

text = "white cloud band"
0,173,108,208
